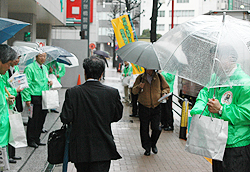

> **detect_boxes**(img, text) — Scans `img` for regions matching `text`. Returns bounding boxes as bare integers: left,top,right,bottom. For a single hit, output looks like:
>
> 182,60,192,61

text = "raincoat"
2,65,20,109
0,75,10,147
122,62,133,77
191,65,250,148
22,61,49,102
46,61,65,83
160,71,175,93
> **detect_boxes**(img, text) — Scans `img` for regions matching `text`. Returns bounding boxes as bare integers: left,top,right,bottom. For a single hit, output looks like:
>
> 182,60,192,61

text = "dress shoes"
164,126,174,131
36,142,46,146
144,150,151,156
12,156,21,160
152,146,158,154
28,142,39,148
50,109,59,113
9,158,17,163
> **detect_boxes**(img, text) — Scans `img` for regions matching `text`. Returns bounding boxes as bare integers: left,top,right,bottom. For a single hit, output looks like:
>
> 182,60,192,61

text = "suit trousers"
27,103,47,144
161,95,173,128
131,91,138,116
74,160,111,172
139,103,162,151
8,144,15,158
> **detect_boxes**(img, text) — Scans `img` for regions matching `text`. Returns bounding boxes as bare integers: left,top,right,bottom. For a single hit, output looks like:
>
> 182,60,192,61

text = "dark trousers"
161,95,173,128
131,92,138,116
8,144,15,158
139,103,162,151
27,103,47,144
75,160,111,172
212,144,250,172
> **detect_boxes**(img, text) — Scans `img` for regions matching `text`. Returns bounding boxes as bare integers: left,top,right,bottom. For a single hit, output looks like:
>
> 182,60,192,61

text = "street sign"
89,43,96,50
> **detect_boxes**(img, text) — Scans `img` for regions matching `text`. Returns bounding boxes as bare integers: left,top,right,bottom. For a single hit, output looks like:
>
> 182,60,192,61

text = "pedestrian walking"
132,69,170,156
121,61,133,103
60,55,123,172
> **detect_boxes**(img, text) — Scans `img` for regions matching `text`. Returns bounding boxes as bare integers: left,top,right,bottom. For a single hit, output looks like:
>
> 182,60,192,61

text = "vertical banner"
131,63,145,75
81,0,90,39
111,15,135,48
228,0,233,10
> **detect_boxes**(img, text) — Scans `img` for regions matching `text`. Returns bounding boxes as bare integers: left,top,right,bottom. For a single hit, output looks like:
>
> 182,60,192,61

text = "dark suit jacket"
60,80,123,163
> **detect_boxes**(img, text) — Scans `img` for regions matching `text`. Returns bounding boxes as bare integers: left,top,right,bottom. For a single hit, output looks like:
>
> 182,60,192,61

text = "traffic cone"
77,74,81,85
117,63,121,72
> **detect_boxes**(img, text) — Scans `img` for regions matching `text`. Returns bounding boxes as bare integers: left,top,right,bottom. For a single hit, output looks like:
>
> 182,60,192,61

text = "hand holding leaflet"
158,92,172,102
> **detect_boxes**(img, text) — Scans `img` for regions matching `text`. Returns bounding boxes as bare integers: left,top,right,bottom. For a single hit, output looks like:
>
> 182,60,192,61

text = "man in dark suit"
60,55,123,172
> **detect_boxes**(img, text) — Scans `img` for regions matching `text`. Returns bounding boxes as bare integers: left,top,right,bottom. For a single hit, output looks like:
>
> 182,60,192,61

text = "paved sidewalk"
53,62,212,172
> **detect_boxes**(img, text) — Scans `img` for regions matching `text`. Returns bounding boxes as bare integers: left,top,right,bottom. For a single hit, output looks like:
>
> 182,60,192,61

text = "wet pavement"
10,59,212,172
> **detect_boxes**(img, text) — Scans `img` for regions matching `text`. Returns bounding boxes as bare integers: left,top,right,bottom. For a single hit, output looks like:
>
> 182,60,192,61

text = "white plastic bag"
0,146,10,171
185,114,228,161
48,74,62,90
9,109,28,148
42,90,59,110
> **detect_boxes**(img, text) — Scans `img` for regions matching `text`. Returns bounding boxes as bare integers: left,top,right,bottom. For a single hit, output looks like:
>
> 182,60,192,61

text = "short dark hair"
0,44,17,64
83,55,105,79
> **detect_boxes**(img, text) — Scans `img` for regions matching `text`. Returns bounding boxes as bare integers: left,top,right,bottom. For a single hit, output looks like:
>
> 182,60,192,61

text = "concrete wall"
52,39,88,88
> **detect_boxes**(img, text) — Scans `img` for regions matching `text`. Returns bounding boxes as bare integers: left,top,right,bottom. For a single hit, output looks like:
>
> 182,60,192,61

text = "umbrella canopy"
52,46,73,57
154,14,250,88
0,18,30,43
116,41,161,69
12,46,39,73
39,46,61,64
57,56,72,66
94,50,109,58
64,53,79,68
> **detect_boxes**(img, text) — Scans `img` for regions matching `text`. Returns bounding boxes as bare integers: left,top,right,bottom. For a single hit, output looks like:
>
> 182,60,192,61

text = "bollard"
179,98,189,140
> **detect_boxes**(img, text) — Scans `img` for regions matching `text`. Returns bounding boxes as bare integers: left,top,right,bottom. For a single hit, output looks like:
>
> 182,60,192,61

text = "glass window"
169,10,194,17
158,11,165,17
177,0,189,3
157,24,165,31
99,27,113,36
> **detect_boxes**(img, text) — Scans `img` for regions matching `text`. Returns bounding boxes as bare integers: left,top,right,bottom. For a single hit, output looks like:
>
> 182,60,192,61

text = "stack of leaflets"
8,72,29,89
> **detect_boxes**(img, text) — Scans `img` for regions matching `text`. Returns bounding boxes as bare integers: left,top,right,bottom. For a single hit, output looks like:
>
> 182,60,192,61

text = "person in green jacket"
159,71,175,131
2,54,23,163
46,61,66,84
22,51,53,148
0,45,17,168
190,44,250,171
122,61,133,103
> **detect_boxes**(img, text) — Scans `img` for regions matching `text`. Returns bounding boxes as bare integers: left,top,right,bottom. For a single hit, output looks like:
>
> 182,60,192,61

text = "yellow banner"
131,63,145,74
111,15,135,48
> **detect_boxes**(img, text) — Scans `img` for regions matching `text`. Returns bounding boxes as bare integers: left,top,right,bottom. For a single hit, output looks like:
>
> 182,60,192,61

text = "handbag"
0,146,10,171
185,114,228,161
8,109,28,148
47,125,66,164
48,74,62,90
42,90,59,110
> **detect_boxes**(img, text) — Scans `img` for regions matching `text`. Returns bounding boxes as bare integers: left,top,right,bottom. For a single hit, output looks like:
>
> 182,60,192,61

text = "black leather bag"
47,125,66,164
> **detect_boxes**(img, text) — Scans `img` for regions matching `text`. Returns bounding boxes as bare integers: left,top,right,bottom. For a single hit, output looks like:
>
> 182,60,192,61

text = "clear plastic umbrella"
154,13,250,88
39,46,61,64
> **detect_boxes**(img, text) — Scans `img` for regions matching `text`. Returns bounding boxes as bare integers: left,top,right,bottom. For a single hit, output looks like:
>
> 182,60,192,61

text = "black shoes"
129,114,139,117
28,142,38,148
144,150,150,156
12,156,21,160
9,158,16,163
41,129,48,133
164,126,174,131
152,146,158,154
50,109,59,113
36,142,46,146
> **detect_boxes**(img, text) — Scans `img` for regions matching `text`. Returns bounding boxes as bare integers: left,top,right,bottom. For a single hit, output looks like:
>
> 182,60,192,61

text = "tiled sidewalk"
54,65,211,172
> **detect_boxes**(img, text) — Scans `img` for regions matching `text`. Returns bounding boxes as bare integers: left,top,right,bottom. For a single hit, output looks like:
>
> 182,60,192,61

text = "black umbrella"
94,50,109,58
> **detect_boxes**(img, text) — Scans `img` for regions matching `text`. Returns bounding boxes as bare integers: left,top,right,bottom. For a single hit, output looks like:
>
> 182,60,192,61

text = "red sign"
89,43,96,50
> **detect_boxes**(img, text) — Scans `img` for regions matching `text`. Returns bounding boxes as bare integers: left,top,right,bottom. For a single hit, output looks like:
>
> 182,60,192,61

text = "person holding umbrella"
132,69,170,156
191,44,250,171
22,50,53,148
0,44,17,169
2,53,23,163
94,50,109,80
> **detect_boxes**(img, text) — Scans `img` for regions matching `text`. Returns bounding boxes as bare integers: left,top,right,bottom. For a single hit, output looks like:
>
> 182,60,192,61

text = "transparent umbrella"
39,46,61,64
154,13,250,88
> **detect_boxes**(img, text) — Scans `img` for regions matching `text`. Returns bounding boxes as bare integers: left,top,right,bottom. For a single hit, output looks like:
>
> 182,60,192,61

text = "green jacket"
46,61,66,83
191,65,250,148
2,66,20,109
0,75,10,147
122,63,133,77
161,71,175,93
22,61,50,102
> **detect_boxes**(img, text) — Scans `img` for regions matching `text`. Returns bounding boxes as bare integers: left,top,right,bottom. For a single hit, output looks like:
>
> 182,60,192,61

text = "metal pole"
171,0,174,29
